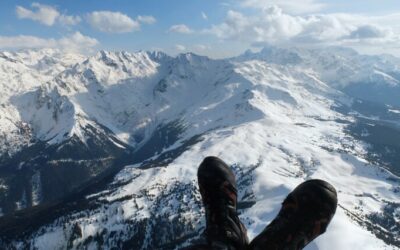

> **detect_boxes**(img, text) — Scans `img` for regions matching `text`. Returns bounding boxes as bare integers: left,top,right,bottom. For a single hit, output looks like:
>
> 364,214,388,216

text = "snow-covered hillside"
238,46,400,107
0,49,83,154
0,47,399,249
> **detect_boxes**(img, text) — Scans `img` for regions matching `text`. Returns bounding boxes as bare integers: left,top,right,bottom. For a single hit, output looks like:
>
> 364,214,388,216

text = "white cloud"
240,0,326,14
16,3,80,26
0,32,98,53
175,44,186,51
201,12,208,20
346,25,387,39
205,10,253,40
203,6,400,52
168,24,193,34
15,3,155,32
58,15,81,26
16,2,60,26
87,11,140,33
57,32,99,52
194,44,209,51
137,15,156,24
0,35,57,49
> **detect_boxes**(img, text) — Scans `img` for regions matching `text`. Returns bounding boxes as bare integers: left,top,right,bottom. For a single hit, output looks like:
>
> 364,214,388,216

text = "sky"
1,0,400,58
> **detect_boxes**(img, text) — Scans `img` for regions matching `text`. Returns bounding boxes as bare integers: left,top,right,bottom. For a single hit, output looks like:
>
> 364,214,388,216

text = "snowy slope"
238,46,400,107
0,48,399,249
0,49,84,155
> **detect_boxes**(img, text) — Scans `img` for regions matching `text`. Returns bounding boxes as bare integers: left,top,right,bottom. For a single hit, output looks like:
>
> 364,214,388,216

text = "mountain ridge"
0,46,399,249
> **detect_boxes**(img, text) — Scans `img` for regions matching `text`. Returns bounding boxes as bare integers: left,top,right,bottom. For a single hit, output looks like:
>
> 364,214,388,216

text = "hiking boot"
249,179,338,250
197,156,249,250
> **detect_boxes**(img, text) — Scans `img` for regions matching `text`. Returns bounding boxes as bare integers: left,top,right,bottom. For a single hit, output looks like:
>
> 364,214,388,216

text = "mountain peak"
0,47,399,249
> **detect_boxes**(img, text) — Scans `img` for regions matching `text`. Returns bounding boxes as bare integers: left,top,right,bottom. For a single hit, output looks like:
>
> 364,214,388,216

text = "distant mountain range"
0,46,399,249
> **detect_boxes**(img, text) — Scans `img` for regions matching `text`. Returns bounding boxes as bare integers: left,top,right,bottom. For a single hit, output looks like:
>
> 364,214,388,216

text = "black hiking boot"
249,179,338,250
197,156,249,250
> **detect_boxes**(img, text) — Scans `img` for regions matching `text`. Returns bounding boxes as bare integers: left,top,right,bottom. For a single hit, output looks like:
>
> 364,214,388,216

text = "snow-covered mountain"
238,46,400,106
0,47,399,250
